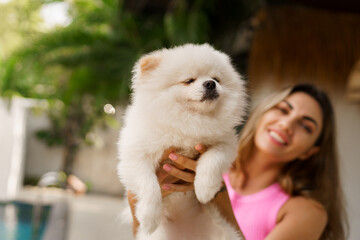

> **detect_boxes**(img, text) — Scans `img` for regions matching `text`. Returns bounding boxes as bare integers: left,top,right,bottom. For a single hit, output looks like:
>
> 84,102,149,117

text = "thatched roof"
247,6,360,98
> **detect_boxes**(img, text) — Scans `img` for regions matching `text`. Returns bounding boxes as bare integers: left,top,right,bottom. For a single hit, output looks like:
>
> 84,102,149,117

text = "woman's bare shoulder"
278,196,327,230
267,196,328,240
282,196,327,217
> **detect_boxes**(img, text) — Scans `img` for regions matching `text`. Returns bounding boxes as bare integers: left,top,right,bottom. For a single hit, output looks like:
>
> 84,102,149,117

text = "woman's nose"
278,117,294,136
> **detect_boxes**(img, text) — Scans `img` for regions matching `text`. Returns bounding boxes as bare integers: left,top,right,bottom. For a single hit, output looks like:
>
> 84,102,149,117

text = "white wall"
335,100,360,240
24,112,63,177
71,127,123,195
0,98,29,201
24,106,124,196
0,99,15,200
1,98,124,199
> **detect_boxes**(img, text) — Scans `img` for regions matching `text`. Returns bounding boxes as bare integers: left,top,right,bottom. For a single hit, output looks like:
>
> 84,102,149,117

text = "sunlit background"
0,0,360,240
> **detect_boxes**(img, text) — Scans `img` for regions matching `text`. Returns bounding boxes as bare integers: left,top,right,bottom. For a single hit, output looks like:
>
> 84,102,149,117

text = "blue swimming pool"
0,201,51,240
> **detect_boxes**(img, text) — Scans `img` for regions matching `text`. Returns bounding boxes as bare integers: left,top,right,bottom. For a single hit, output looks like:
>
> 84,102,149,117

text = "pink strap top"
223,173,290,240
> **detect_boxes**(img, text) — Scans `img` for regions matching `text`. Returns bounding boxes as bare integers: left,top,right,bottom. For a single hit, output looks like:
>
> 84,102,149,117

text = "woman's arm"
127,190,140,236
265,197,327,240
211,189,243,236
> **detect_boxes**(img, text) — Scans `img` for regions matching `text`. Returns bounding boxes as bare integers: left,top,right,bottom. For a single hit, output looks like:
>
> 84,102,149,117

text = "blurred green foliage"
0,0,261,174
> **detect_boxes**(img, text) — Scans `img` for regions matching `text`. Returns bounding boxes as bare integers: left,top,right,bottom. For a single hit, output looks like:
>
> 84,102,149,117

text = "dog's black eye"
213,77,220,83
184,78,196,84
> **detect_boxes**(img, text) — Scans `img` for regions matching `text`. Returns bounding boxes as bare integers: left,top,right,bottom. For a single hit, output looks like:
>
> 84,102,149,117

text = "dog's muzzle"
201,80,219,101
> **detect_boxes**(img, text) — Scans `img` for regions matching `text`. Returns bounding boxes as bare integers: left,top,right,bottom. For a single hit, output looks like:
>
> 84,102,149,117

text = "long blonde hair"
232,83,348,240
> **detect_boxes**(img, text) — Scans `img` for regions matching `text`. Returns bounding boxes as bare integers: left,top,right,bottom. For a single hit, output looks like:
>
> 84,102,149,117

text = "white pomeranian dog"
118,44,247,240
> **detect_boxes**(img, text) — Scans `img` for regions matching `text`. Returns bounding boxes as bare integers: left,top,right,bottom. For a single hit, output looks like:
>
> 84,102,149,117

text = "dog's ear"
131,54,161,89
139,55,161,74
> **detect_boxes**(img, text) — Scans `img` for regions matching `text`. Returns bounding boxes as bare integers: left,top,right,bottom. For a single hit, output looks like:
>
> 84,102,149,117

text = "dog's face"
163,65,225,113
132,44,243,115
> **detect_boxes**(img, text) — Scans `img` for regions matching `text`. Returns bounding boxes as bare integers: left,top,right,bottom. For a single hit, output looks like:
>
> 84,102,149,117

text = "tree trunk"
62,113,82,176
63,141,79,176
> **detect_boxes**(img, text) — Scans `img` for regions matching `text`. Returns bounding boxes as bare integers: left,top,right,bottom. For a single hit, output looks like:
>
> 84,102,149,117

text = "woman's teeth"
269,131,286,145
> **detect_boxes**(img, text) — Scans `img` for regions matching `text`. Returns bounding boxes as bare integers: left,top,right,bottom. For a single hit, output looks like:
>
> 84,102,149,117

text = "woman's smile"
268,128,289,146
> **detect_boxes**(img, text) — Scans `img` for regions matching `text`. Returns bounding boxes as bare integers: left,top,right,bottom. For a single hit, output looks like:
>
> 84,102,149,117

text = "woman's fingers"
157,168,170,183
160,163,195,197
168,153,197,172
166,144,207,171
157,144,207,195
160,147,178,163
157,167,179,184
157,147,181,183
163,164,195,183
195,143,207,154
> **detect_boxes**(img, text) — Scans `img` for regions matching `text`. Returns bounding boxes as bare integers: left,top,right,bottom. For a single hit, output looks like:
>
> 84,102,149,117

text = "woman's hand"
127,144,207,236
157,144,207,197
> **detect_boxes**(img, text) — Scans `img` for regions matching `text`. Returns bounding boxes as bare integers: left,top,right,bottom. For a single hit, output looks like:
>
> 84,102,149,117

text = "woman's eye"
276,107,288,114
300,123,312,133
184,78,195,84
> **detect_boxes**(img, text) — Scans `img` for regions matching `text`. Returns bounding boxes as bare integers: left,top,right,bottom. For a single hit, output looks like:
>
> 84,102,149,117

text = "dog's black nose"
203,80,216,90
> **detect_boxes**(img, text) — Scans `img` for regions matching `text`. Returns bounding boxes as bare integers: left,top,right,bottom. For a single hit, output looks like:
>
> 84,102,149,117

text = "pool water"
0,201,51,240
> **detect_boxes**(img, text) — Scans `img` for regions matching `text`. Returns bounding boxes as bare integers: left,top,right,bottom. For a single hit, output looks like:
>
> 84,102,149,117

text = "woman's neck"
231,150,285,195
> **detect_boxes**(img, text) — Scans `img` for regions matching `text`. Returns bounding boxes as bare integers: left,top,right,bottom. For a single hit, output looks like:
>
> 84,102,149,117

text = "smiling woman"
224,83,348,240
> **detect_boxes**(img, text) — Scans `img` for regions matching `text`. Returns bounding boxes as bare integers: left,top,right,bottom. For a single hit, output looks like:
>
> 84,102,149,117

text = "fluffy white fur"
118,44,246,240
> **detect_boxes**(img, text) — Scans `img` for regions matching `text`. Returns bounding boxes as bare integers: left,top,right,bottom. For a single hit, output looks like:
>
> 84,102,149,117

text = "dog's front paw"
136,199,162,234
194,177,221,204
